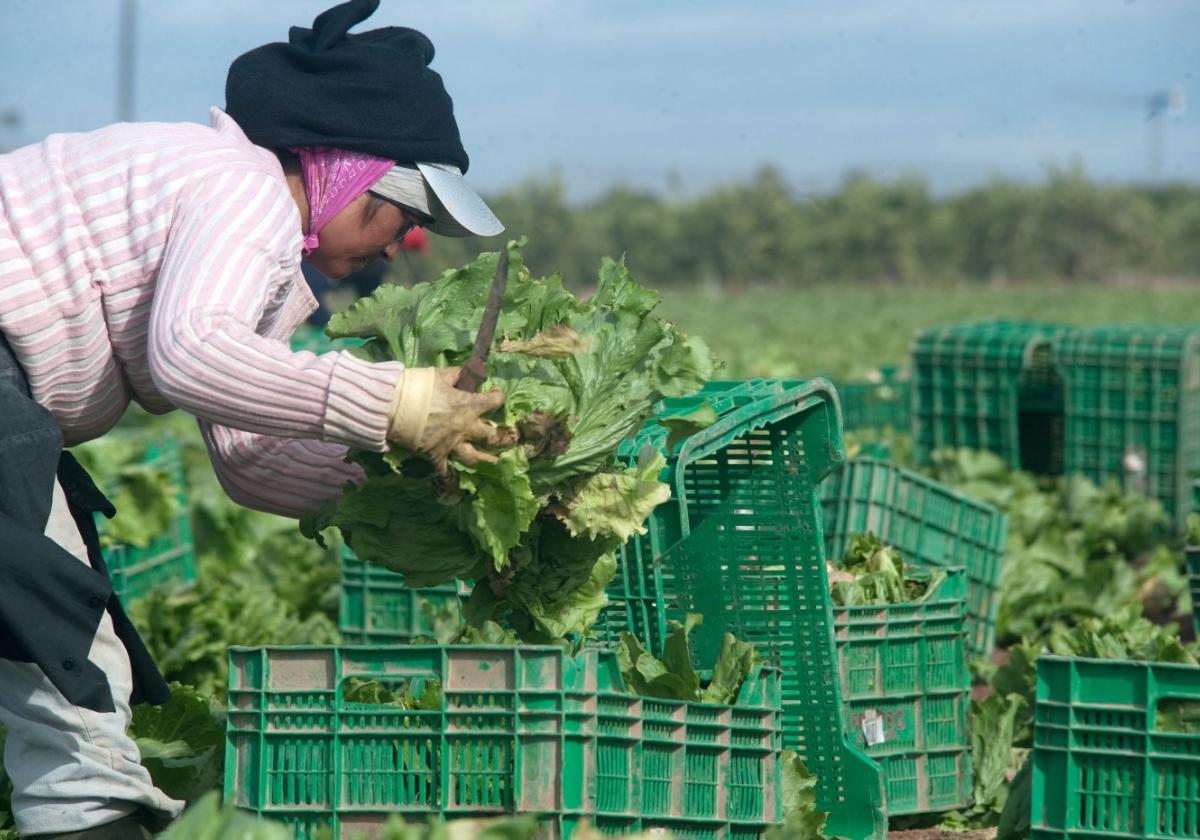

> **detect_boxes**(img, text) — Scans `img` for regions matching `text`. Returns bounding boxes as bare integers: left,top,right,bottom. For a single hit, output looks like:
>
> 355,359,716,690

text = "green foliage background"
393,166,1200,289
655,281,1200,381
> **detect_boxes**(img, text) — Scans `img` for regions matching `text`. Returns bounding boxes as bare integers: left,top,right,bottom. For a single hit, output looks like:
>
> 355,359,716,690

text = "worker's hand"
387,367,516,475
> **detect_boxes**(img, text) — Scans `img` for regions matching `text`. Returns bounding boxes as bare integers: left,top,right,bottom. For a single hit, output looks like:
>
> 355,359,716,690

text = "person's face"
305,195,425,279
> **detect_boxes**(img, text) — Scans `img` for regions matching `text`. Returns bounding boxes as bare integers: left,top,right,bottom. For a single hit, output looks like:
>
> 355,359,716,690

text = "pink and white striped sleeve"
148,168,404,452
198,420,365,517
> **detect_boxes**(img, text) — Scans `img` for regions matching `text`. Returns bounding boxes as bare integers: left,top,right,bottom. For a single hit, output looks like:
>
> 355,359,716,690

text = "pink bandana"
293,147,395,255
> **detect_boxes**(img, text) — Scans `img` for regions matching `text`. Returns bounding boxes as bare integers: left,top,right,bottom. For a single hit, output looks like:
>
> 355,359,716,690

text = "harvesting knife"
454,248,508,392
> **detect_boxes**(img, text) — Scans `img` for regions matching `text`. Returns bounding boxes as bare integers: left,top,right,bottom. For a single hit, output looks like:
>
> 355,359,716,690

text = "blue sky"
2,1,1196,200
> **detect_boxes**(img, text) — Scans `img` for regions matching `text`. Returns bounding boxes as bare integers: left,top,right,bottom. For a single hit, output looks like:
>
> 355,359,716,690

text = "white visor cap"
370,162,504,238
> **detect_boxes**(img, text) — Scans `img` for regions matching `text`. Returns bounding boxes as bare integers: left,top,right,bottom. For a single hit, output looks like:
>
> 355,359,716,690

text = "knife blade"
454,248,508,392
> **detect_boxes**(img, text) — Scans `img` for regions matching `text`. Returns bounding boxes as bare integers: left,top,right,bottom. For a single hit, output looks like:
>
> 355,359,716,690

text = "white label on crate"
861,710,886,746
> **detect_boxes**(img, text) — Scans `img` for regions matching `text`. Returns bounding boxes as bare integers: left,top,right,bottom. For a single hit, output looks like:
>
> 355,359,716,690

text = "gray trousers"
0,335,182,833
0,484,183,834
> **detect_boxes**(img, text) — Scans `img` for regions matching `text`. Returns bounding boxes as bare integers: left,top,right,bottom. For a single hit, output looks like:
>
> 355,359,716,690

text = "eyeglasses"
370,190,435,241
395,207,434,242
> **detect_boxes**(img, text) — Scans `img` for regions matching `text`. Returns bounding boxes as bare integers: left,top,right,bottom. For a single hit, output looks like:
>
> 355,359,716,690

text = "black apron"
0,333,168,712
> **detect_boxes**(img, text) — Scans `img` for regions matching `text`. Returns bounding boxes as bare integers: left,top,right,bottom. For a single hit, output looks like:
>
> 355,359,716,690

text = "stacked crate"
820,457,1007,657
911,320,1200,527
833,568,972,815
224,645,784,840
594,378,889,838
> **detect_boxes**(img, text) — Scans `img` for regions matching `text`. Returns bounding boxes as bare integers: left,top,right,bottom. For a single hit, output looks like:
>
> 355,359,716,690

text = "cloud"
3,0,1195,198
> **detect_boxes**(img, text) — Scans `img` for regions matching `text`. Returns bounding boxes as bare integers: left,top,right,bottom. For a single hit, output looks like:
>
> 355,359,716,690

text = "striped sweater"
0,108,404,517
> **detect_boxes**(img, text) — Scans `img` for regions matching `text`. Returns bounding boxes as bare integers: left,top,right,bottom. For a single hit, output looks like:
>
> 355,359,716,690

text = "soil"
888,829,997,840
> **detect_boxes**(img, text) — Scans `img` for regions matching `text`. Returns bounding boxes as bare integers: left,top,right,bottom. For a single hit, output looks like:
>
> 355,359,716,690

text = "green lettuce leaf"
342,676,442,710
701,631,760,705
660,400,719,453
616,614,759,704
516,551,619,641
74,436,179,549
661,614,704,699
559,451,670,543
127,573,340,701
454,448,539,571
309,240,712,640
301,472,483,588
829,533,944,606
769,749,831,840
129,683,225,803
499,324,591,358
996,756,1032,840
158,792,291,840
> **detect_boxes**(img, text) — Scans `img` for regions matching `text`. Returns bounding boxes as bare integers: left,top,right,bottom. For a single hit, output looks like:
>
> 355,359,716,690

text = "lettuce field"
660,280,1200,380
4,273,1200,840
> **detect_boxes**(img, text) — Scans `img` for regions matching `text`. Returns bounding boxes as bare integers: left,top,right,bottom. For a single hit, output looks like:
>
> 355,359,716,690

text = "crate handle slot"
338,673,440,708
1153,695,1200,734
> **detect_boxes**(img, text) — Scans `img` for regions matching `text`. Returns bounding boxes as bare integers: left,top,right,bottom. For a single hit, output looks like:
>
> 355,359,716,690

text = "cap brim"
416,162,504,237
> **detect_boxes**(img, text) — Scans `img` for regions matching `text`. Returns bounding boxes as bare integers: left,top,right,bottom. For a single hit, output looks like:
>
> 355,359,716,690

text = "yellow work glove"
387,367,516,475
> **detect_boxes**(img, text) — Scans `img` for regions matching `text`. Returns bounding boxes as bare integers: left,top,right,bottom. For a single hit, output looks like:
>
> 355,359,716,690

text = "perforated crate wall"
1031,656,1200,840
910,320,1064,470
821,457,1007,656
338,548,465,643
597,379,887,840
98,436,196,602
835,370,912,433
224,645,782,840
834,569,972,815
1055,325,1200,527
911,320,1200,528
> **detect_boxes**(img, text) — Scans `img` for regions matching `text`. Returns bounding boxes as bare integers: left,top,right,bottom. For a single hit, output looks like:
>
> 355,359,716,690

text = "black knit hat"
224,0,469,172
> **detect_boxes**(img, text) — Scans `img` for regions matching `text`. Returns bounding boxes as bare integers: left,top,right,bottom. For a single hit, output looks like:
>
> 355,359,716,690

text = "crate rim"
833,565,969,616
1036,653,1200,675
835,457,1005,519
673,377,844,537
227,643,783,710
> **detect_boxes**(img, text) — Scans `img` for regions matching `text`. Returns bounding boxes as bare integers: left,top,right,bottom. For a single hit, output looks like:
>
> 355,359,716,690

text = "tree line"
395,164,1200,289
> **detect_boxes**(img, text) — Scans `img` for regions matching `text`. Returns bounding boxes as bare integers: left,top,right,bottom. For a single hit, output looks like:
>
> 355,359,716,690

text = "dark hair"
274,148,301,175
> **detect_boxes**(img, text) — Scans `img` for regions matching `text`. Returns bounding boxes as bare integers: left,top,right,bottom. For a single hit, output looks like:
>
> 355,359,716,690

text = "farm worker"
0,1,511,836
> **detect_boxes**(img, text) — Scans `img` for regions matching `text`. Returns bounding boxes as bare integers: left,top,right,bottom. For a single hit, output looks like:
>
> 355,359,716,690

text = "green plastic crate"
1054,325,1200,527
912,320,1200,527
597,379,887,840
834,569,972,816
1188,545,1200,640
719,374,911,437
911,319,1066,472
847,440,894,461
339,548,466,643
99,436,196,602
289,325,367,355
835,367,912,433
224,644,783,840
1030,655,1200,840
820,457,1007,657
